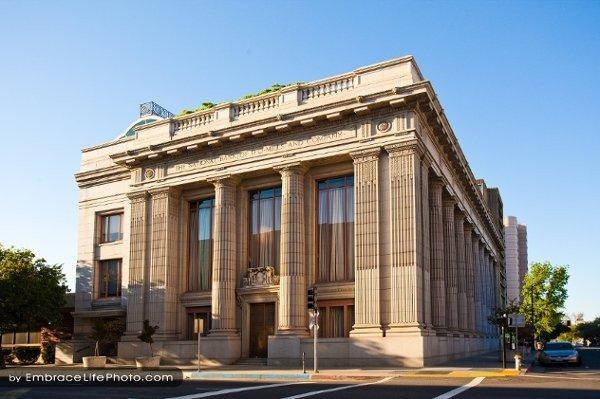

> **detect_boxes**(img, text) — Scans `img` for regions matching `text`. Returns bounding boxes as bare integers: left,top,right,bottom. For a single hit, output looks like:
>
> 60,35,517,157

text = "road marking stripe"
280,376,395,399
432,377,485,399
163,382,310,399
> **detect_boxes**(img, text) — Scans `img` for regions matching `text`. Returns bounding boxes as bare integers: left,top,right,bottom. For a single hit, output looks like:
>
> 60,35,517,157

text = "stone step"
236,357,268,366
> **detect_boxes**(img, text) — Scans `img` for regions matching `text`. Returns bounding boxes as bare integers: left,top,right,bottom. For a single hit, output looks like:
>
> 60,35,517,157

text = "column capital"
442,196,456,208
127,190,148,202
207,174,240,187
274,161,309,175
464,222,473,234
350,147,381,162
148,186,180,199
384,138,425,157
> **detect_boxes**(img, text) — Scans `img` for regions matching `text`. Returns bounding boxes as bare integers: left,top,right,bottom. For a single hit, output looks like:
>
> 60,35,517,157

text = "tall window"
100,213,123,243
317,176,354,282
98,259,121,298
249,187,282,272
318,300,355,338
189,198,214,292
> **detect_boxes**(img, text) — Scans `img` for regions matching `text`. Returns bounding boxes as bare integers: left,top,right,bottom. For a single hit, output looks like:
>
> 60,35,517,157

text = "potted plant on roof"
135,319,160,369
83,320,108,369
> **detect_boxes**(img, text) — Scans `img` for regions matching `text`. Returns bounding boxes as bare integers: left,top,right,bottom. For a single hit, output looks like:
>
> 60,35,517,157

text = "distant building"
504,216,528,303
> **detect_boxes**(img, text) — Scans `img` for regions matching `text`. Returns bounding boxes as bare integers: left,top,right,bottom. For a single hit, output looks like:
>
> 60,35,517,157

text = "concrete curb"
183,369,522,382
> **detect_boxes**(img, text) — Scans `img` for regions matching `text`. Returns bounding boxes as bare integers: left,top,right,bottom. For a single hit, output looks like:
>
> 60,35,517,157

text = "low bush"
14,347,41,365
41,343,55,364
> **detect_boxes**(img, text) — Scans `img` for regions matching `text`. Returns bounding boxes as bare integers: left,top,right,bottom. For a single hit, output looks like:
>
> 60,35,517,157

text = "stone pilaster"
454,212,467,332
464,224,476,335
276,163,308,335
209,176,239,335
429,179,446,331
481,247,490,336
385,142,429,333
125,191,148,335
443,198,458,331
350,147,381,335
146,187,181,339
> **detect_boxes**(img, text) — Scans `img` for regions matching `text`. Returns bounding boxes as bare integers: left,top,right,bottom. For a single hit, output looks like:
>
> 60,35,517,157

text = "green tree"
0,245,68,368
577,317,600,346
520,261,569,345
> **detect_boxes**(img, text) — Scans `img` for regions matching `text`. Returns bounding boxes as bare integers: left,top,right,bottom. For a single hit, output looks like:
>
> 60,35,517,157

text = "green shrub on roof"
177,102,217,116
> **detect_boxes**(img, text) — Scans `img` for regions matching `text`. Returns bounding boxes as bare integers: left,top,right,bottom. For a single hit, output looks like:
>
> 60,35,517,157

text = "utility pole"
531,286,535,352
502,313,507,369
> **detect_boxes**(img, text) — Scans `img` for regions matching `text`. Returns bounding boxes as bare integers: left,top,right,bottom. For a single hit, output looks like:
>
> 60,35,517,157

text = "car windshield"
545,342,574,351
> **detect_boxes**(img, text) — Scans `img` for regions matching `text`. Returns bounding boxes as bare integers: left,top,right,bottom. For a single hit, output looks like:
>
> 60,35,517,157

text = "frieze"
242,266,279,287
167,126,357,177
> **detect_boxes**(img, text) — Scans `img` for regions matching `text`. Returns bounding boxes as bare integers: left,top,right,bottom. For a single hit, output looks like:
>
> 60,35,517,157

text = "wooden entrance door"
249,302,275,358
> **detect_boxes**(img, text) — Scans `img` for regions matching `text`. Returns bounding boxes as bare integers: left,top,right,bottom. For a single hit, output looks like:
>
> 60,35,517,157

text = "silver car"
539,341,581,366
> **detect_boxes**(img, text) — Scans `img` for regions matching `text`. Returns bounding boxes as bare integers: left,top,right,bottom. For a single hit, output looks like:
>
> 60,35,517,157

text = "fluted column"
350,148,381,335
455,212,467,332
386,142,430,333
464,224,476,335
481,247,490,336
429,179,446,331
276,163,308,335
125,191,148,335
472,237,481,335
209,176,238,335
443,198,458,331
146,187,180,338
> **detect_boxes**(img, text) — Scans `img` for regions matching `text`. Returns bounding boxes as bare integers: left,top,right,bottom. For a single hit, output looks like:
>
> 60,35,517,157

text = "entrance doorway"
248,302,275,358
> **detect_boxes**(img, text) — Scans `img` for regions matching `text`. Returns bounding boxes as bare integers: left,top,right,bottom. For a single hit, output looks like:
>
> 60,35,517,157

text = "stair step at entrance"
236,358,268,366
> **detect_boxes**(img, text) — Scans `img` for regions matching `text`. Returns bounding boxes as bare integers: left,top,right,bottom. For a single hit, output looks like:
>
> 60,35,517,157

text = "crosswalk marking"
432,377,485,399
279,376,395,399
163,382,310,399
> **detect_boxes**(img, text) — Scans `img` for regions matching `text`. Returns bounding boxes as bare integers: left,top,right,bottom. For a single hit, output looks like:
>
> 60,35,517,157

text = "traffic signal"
307,287,316,310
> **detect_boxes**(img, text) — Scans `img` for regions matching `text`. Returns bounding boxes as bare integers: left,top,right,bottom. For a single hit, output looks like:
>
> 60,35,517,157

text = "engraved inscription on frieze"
167,126,357,176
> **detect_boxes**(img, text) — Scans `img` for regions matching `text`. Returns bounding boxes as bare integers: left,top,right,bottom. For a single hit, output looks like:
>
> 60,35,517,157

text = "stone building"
73,56,505,367
504,216,528,303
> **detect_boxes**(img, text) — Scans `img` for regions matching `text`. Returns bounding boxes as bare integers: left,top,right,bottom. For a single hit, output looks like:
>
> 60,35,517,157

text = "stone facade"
504,216,528,304
73,56,505,367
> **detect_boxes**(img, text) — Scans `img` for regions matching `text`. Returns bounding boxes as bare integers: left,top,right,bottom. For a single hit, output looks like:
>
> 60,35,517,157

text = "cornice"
75,165,130,188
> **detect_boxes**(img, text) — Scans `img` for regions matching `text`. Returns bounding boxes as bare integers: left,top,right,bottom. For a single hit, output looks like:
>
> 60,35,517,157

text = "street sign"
508,314,525,327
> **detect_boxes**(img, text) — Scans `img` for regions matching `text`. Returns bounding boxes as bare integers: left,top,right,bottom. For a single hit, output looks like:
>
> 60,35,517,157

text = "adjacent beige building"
504,216,528,303
72,56,505,367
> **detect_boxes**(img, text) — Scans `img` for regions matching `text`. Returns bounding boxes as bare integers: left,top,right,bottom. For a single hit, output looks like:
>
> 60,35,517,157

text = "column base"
386,323,426,336
349,325,383,337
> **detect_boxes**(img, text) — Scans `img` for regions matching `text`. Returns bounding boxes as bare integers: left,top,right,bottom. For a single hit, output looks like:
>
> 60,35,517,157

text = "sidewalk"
180,351,530,381
1,351,533,382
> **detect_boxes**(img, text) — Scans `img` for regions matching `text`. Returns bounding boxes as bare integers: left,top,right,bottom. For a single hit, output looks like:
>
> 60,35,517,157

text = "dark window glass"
99,259,121,298
189,198,214,291
249,186,281,272
317,175,354,282
100,213,123,243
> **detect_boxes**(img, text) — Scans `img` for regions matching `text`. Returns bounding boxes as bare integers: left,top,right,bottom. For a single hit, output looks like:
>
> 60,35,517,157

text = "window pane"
249,187,282,272
189,199,214,292
317,176,354,282
108,214,121,241
99,259,121,297
330,307,344,338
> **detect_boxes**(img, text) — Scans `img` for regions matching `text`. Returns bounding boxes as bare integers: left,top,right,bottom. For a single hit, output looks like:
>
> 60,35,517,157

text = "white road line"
279,376,395,399
163,382,310,399
432,377,485,399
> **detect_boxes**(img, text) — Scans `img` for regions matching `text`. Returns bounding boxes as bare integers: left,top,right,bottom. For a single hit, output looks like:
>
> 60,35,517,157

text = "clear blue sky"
0,1,598,319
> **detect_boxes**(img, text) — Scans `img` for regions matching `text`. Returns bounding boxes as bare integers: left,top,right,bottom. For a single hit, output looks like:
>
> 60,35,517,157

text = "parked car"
539,341,581,366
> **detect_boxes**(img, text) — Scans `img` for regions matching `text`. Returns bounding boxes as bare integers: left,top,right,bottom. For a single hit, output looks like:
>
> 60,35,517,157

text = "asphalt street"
0,348,598,399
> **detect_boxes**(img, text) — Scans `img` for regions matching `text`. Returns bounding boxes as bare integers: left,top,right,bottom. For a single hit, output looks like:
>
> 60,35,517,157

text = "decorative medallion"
376,120,392,133
144,168,155,180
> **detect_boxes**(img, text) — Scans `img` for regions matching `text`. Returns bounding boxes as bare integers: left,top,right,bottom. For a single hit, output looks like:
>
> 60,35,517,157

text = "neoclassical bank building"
73,56,505,367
